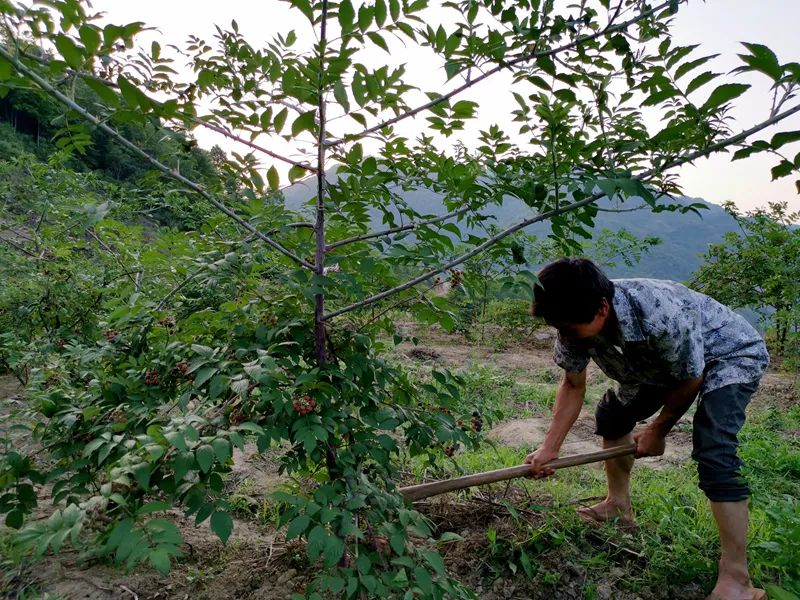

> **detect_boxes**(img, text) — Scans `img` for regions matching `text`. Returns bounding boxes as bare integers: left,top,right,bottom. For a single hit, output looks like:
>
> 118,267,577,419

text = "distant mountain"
283,173,740,282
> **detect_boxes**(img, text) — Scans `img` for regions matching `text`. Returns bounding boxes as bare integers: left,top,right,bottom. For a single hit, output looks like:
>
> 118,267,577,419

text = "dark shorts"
595,381,759,502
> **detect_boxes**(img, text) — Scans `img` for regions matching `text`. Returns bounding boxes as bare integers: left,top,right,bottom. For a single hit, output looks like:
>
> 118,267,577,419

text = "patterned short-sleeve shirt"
553,279,769,405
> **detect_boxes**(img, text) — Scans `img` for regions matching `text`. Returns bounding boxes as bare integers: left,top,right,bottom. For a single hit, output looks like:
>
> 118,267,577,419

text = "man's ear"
597,298,610,319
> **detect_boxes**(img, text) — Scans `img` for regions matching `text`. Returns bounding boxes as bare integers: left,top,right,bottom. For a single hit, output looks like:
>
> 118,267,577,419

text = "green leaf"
685,71,719,95
267,166,279,191
389,0,400,21
79,26,101,55
771,130,800,150
307,525,327,561
210,511,233,544
358,5,373,32
0,56,12,81
84,78,120,106
374,0,387,27
771,160,794,181
149,548,171,574
289,165,307,182
137,501,171,516
536,54,556,77
172,451,194,482
291,109,317,137
211,438,231,463
132,463,150,490
444,61,460,80
54,35,83,68
165,431,187,452
414,567,433,595
421,549,445,575
194,367,217,387
367,32,390,53
333,80,350,113
117,75,143,109
739,42,783,80
339,0,355,34
290,0,314,21
274,108,288,133
106,518,134,550
322,535,344,567
286,515,310,540
451,100,476,118
642,88,679,106
195,444,214,473
701,83,750,111
674,54,718,80
5,509,23,529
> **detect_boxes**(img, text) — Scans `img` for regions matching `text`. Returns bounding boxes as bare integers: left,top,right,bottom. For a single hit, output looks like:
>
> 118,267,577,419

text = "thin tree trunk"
314,0,329,366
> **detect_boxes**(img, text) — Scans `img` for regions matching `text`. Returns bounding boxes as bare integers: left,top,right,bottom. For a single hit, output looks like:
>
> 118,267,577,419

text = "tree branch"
325,0,673,148
0,45,315,270
323,102,800,320
16,49,318,174
194,118,317,173
325,205,473,251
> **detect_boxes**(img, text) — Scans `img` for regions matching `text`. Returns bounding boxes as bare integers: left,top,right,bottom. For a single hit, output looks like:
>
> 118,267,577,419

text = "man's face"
550,299,610,342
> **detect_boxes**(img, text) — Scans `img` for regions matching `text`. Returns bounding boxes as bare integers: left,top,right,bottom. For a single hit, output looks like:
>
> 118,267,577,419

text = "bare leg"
576,433,635,526
707,500,764,600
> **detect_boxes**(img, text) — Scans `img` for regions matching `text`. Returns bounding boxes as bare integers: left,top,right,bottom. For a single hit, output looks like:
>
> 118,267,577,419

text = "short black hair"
532,257,614,324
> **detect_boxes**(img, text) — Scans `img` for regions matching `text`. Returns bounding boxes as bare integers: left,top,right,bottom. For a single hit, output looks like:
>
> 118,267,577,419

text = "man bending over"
525,258,769,600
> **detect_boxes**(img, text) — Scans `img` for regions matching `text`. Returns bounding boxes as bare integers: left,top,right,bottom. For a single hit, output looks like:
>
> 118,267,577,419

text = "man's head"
532,258,614,340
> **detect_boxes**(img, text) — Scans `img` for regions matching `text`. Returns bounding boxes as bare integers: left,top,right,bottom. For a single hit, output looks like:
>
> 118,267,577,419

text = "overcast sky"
91,0,800,213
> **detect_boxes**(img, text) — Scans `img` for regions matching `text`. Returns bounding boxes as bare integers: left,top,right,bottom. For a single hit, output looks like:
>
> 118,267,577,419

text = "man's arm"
634,375,703,457
525,369,586,477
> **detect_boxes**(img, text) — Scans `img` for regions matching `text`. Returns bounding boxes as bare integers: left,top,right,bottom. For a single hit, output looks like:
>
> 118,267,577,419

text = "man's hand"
633,426,666,458
524,446,559,479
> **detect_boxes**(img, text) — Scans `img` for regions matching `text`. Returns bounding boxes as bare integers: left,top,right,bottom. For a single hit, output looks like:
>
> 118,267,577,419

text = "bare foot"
706,571,765,600
576,498,636,530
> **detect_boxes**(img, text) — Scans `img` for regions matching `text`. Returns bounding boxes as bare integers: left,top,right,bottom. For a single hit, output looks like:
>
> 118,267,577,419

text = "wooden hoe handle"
398,443,637,502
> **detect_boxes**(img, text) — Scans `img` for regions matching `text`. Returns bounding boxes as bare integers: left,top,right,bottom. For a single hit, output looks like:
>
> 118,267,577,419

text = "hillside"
283,173,739,281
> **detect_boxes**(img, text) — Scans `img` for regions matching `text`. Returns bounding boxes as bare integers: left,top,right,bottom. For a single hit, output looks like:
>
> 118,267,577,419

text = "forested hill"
283,174,741,282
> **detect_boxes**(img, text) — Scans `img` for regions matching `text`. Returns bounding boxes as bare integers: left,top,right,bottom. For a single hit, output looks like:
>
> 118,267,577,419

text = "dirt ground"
1,330,796,599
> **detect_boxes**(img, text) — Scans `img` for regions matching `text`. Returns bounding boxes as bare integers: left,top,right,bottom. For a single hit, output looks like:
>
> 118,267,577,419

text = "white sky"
90,0,800,212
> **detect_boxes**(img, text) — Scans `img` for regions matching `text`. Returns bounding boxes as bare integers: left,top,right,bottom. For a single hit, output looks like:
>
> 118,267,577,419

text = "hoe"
398,443,637,501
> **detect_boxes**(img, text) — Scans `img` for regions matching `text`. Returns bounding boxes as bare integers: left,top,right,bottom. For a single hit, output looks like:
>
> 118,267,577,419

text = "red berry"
144,371,159,386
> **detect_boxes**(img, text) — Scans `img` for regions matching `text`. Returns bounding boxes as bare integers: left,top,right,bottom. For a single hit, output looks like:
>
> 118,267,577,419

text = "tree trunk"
314,0,329,367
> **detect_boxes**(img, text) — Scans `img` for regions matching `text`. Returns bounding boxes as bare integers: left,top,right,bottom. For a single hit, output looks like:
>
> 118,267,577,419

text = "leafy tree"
1,0,800,596
692,202,800,358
